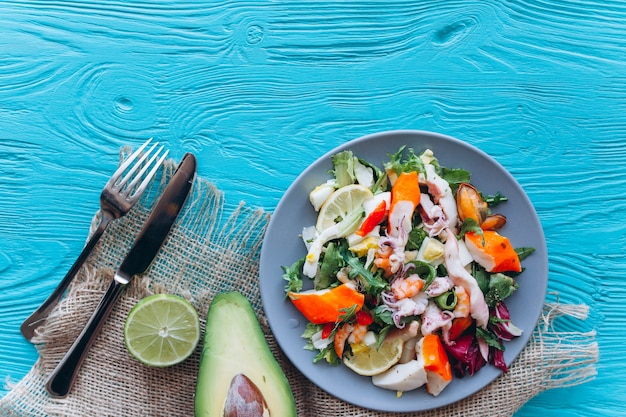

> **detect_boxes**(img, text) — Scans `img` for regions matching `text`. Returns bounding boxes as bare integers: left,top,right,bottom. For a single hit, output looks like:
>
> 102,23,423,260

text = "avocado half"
195,291,297,417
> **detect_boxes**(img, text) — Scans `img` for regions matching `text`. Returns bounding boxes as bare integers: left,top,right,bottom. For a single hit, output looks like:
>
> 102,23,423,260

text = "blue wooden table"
0,1,622,415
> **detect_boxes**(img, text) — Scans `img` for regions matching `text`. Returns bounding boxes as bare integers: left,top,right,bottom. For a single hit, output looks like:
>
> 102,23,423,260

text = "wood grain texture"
1,0,624,415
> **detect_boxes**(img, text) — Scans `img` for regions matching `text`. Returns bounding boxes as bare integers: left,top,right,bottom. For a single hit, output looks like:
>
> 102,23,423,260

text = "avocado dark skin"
194,291,297,417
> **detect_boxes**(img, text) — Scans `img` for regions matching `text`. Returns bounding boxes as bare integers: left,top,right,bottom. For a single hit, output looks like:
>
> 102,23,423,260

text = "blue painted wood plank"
0,0,624,415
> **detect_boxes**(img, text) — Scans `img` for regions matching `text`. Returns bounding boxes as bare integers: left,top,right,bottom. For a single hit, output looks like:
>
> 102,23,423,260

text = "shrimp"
374,232,408,277
374,244,393,272
334,323,354,358
391,273,425,299
374,243,405,277
453,285,470,318
334,322,369,358
347,323,368,345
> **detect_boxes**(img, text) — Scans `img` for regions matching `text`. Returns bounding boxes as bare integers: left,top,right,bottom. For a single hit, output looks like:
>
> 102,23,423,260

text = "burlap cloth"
1,151,598,417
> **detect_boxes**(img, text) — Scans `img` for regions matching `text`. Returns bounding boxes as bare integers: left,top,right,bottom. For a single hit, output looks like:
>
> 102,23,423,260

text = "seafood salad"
282,146,534,396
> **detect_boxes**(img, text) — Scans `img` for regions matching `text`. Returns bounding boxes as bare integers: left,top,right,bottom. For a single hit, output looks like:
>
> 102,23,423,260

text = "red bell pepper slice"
355,200,387,237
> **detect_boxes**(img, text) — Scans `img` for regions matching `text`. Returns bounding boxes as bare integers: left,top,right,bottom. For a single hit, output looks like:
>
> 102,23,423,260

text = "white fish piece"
309,180,336,211
361,331,378,347
372,357,428,392
399,336,419,364
311,329,333,350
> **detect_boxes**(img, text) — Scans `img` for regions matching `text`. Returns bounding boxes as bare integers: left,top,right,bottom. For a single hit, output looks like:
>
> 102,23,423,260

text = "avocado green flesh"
195,291,297,417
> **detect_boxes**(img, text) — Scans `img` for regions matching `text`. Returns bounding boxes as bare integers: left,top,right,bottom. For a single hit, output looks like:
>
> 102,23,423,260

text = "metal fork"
20,138,169,341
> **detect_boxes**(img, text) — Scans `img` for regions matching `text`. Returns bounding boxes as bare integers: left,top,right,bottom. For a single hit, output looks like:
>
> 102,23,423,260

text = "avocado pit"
224,374,269,417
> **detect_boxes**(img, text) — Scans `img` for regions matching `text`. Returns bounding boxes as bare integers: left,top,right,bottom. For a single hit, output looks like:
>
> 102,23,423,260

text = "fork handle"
20,214,112,341
45,277,125,398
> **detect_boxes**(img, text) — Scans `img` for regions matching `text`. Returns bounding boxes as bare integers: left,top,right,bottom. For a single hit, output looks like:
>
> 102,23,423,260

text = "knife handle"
21,214,112,341
45,277,125,398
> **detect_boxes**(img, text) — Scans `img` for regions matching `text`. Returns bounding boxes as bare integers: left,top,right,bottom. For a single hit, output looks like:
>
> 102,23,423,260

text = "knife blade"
115,152,196,284
45,152,196,398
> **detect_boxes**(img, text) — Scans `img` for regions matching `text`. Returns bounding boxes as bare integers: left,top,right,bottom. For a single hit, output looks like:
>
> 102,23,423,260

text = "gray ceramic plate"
259,130,548,412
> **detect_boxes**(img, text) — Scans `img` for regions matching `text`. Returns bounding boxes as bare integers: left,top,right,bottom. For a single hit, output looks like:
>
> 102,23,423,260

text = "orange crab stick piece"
288,283,365,324
464,230,522,273
388,171,421,237
421,334,453,396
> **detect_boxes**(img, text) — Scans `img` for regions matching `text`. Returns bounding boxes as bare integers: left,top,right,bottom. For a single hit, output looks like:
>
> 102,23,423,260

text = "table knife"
45,152,196,398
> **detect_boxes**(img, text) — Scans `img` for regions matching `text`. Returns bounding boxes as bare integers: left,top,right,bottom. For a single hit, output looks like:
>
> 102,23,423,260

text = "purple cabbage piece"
490,347,507,373
444,334,487,377
490,302,522,342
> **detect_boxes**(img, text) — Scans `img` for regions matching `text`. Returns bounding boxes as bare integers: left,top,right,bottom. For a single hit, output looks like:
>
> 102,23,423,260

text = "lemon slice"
316,184,373,231
124,294,200,367
343,337,403,376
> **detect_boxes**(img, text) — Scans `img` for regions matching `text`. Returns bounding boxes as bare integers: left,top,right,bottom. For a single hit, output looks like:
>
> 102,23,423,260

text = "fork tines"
109,138,169,203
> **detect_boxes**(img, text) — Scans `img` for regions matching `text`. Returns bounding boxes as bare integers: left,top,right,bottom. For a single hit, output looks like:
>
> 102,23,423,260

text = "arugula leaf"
282,257,304,294
407,260,437,288
338,304,358,323
339,241,388,295
515,247,535,261
302,322,322,341
384,146,425,176
484,273,519,307
316,241,343,290
372,304,394,326
406,226,427,251
441,167,471,194
473,264,490,295
459,218,484,244
476,327,504,351
375,324,393,350
385,146,405,175
313,346,340,364
489,316,509,326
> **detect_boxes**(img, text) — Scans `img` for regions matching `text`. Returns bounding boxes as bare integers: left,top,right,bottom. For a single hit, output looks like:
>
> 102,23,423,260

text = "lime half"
124,294,200,367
